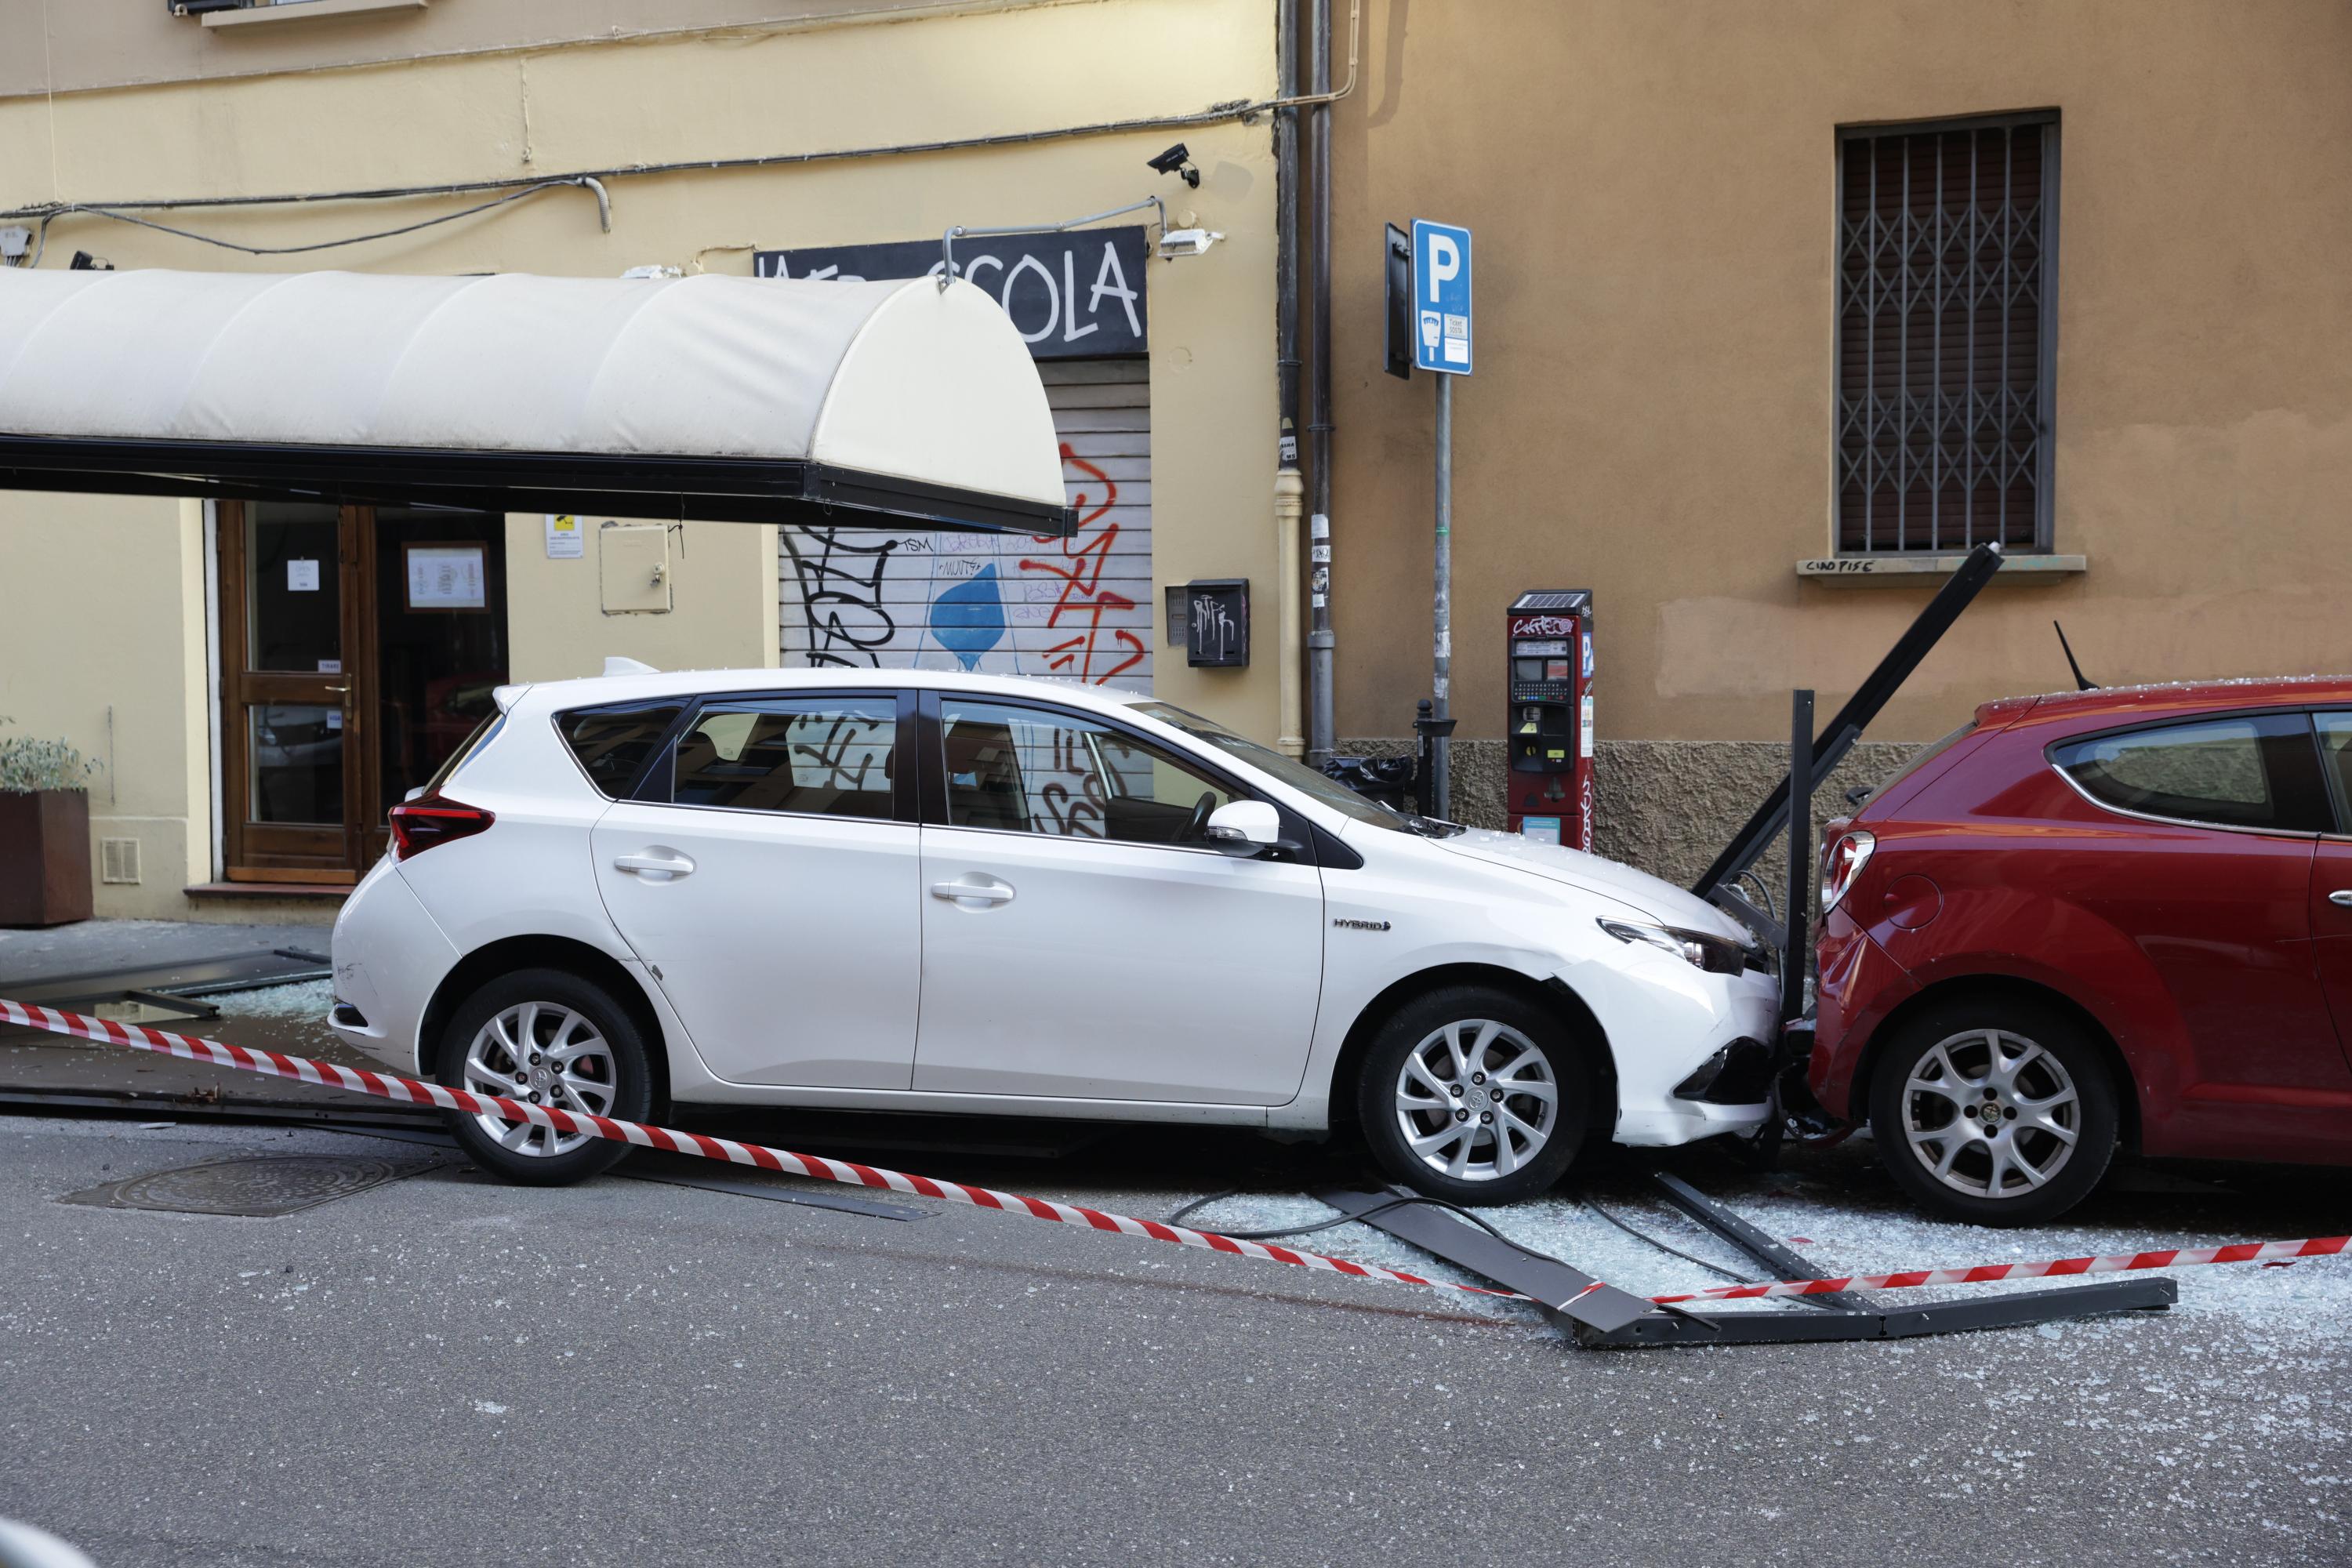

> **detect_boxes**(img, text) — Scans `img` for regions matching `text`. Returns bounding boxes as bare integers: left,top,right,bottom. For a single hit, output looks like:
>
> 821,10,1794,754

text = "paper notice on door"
317,659,342,674
405,544,488,611
287,559,320,593
545,514,585,559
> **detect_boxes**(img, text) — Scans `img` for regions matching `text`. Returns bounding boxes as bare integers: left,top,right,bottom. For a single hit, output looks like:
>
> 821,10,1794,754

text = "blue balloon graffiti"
929,563,1008,670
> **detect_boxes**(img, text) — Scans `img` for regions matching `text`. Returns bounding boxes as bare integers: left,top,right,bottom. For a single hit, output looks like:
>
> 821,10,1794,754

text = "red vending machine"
1504,590,1595,851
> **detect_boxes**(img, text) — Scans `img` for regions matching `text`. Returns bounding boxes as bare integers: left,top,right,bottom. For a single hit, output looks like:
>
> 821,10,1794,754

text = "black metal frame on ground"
0,946,331,1024
1319,1177,2174,1348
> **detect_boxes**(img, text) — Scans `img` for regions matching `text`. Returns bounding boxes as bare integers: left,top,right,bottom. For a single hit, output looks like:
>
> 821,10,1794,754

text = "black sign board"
1182,579,1250,668
754,227,1149,360
1383,222,1414,380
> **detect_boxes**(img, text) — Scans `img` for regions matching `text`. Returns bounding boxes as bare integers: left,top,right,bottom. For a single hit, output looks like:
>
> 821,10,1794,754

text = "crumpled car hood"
1430,829,1752,942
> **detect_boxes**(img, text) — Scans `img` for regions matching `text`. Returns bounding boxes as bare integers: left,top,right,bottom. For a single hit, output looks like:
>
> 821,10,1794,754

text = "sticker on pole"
1411,220,1472,375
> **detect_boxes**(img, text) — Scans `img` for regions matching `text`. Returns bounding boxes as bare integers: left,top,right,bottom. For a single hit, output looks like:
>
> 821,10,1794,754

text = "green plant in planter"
0,717,102,794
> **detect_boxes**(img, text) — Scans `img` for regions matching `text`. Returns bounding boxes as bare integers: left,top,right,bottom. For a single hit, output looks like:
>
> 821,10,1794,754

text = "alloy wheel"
1900,1028,2082,1200
1392,1018,1559,1182
461,1001,619,1157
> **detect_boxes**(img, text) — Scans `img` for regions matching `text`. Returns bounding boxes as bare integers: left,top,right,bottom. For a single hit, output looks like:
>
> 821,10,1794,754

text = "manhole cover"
60,1153,438,1218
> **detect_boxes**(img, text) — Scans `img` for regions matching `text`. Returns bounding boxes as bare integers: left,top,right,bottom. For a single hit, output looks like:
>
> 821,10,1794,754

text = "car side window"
556,700,684,798
670,698,897,820
938,699,1238,844
2053,713,2331,833
2314,714,2352,832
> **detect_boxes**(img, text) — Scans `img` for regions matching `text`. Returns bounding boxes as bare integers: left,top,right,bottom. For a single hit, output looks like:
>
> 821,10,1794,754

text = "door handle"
615,851,696,879
930,877,1014,906
2331,891,2352,908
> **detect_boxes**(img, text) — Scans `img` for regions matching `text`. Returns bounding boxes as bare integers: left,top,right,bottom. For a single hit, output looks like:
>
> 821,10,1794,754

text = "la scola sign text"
755,227,1149,358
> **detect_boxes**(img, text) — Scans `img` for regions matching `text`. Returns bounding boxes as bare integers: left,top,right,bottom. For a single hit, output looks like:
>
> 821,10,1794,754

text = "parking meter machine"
1504,590,1594,851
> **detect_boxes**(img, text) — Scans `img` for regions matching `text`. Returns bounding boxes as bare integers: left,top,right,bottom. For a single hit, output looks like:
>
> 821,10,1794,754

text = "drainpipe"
1305,0,1337,767
1272,0,1307,757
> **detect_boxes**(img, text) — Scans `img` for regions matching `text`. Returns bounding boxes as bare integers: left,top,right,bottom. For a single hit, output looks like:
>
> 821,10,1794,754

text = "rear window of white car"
421,710,505,796
556,700,685,797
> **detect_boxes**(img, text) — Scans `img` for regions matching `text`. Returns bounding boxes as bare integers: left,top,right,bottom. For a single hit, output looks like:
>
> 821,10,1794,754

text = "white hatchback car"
328,667,1780,1201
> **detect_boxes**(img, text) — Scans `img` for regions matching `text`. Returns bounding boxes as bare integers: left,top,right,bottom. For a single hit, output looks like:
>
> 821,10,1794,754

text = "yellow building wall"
1330,0,2352,746
0,493,212,919
0,0,1282,912
503,517,782,684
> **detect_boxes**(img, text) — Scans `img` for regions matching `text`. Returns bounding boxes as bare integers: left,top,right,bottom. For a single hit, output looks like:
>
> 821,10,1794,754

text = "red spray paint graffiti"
1019,443,1147,685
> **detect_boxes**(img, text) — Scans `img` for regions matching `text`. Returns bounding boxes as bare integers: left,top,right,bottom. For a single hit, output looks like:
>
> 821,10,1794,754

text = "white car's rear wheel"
436,968,651,1185
1356,987,1588,1203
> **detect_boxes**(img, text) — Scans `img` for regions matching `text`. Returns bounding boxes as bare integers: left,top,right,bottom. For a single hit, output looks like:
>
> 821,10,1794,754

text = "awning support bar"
939,195,1166,289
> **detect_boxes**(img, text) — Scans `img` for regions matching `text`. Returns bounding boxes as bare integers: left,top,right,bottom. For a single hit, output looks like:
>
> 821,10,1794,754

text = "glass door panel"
244,504,344,673
369,508,509,837
220,502,359,880
247,704,347,826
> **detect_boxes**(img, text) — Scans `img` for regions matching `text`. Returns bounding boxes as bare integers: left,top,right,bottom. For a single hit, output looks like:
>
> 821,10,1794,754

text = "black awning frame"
0,434,1076,537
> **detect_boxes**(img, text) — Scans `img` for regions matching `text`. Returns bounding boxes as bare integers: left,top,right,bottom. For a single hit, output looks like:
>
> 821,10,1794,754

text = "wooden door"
218,500,372,882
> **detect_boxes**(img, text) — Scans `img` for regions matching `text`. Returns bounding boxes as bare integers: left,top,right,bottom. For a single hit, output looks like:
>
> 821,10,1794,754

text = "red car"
1809,675,2352,1225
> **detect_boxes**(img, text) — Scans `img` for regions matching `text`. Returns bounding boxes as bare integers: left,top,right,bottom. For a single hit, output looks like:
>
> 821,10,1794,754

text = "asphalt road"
3,1110,2347,1568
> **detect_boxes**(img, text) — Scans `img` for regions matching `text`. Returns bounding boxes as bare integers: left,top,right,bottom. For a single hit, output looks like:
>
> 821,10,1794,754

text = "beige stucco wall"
0,0,1283,911
503,517,783,683
0,493,212,919
0,0,993,99
1330,0,2352,751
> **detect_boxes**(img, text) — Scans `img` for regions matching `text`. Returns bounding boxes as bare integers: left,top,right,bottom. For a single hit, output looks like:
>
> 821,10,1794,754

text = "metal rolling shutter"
779,358,1152,691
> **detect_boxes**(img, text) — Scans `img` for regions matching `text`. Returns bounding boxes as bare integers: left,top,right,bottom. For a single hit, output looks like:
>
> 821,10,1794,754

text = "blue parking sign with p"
1410,220,1472,375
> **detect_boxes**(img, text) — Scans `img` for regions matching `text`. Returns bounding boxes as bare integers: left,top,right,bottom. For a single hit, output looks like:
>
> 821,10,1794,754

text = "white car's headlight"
1597,918,1751,976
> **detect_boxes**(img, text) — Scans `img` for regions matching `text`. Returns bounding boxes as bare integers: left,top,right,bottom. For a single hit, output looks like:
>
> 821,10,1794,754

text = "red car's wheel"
1867,998,2119,1227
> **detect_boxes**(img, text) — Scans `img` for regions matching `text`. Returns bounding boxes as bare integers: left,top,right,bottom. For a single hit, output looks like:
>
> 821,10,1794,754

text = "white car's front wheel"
1356,987,1590,1204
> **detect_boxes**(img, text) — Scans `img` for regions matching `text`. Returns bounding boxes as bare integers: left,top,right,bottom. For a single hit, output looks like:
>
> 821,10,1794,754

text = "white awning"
0,268,1073,535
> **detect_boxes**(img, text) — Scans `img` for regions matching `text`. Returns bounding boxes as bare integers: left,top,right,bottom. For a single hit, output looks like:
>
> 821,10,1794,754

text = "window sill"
202,0,426,30
1796,553,2086,586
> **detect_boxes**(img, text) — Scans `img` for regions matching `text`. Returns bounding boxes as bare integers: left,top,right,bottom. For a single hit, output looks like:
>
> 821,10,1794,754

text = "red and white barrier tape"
0,999,1524,1305
1645,1234,2350,1305
4,998,2341,1313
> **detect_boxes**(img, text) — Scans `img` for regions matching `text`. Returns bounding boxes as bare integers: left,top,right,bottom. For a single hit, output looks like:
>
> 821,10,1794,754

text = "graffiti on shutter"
779,360,1152,691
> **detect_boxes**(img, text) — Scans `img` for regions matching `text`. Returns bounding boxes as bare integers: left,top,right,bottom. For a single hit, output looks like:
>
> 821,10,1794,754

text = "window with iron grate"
1836,113,2057,554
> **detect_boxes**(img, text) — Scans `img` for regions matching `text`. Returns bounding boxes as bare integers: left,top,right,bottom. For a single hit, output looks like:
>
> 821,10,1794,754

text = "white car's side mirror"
1203,799,1281,855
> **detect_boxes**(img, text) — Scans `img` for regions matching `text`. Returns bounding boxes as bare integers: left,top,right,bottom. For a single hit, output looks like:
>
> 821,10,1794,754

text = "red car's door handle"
2329,890,2352,908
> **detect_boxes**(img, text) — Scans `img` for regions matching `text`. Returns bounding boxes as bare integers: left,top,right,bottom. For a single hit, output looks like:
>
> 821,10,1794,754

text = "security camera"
1156,228,1225,260
1146,143,1202,189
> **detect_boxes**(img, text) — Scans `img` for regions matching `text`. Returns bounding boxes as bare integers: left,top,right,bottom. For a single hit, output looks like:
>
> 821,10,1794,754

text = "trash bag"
1321,753,1419,812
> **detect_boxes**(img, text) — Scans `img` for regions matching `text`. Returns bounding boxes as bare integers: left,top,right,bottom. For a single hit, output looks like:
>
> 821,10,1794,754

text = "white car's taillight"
1821,829,1876,913
387,793,495,860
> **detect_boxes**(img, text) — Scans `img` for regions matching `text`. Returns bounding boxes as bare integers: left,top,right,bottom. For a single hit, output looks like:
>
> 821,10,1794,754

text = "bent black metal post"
1691,540,2005,905
1783,689,1814,1024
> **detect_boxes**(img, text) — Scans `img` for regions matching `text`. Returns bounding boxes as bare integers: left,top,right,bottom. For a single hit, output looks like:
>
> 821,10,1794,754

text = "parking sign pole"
1432,370,1453,820
1410,217,1469,822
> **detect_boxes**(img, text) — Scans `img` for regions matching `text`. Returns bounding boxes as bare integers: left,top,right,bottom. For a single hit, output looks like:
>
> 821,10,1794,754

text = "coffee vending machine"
1504,590,1594,851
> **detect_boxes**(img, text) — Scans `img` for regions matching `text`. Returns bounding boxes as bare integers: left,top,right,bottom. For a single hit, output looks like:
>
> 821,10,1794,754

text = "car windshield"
1127,702,1412,833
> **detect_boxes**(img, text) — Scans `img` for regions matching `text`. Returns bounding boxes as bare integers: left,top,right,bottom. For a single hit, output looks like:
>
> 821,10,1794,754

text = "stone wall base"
1334,737,1920,897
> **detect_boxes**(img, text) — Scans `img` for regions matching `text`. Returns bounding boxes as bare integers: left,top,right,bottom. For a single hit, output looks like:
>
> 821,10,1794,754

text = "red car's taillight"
387,794,495,860
1821,829,1876,913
